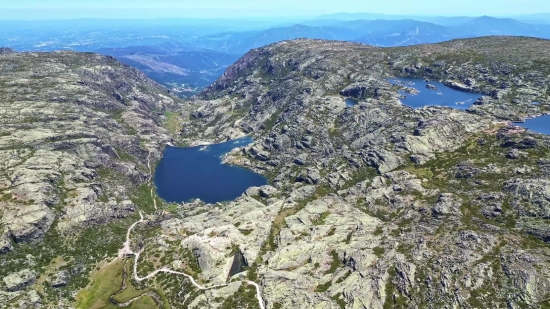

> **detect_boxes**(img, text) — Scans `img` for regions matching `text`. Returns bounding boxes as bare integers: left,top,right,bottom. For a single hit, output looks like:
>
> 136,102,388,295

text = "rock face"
0,232,12,254
0,51,181,247
1,204,55,242
504,179,550,218
3,269,36,292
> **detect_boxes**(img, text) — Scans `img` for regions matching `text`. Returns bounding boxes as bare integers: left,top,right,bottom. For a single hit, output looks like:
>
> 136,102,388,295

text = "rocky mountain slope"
1,36,550,309
0,48,183,307
169,36,550,308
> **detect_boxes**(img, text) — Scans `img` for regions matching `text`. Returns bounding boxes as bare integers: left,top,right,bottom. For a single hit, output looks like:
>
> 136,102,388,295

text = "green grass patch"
75,259,125,309
130,184,163,214
383,266,409,309
312,211,330,226
239,229,253,236
326,250,342,274
315,281,332,292
373,246,386,258
218,283,258,309
332,293,347,308
76,259,163,309
404,167,433,179
164,111,183,135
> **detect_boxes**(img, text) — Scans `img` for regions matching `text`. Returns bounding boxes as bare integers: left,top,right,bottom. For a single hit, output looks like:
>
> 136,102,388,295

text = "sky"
0,0,548,19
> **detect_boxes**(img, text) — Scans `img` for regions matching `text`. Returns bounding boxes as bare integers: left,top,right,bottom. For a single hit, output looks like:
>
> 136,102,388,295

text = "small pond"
389,77,481,109
345,98,358,107
517,115,550,135
154,137,268,204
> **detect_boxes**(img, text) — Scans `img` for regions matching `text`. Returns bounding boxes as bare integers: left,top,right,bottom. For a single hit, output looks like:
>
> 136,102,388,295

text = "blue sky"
1,0,548,19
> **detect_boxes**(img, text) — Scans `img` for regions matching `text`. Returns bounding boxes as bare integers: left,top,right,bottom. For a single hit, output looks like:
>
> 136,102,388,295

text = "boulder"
2,204,55,242
426,84,438,91
245,187,261,197
301,136,313,149
294,153,309,166
296,168,321,185
0,231,13,254
473,97,485,105
410,154,430,165
501,138,538,149
507,149,520,159
454,162,480,179
51,270,69,288
288,185,316,201
306,168,321,185
525,225,550,243
361,149,404,173
444,80,472,92
432,193,462,217
338,81,381,99
27,290,41,305
272,134,291,150
253,150,269,161
259,186,278,198
3,269,36,292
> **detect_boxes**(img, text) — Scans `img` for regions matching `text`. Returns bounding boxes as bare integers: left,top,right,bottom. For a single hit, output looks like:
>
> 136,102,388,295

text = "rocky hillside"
2,37,550,309
166,37,550,308
0,50,183,307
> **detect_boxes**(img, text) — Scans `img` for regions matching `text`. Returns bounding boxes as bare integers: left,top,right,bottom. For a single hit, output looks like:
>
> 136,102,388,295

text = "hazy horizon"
1,0,549,20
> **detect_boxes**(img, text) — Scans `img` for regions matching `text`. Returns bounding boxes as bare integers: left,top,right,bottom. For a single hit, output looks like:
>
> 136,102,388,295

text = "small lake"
518,115,550,135
154,137,268,204
389,77,481,109
345,98,358,107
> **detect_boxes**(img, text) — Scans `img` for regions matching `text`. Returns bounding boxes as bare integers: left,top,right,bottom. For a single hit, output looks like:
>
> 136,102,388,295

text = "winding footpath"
117,211,145,258
114,149,266,309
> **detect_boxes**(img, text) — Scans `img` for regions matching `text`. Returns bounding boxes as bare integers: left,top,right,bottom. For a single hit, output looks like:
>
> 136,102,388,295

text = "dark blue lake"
389,77,481,109
154,137,268,204
519,115,550,135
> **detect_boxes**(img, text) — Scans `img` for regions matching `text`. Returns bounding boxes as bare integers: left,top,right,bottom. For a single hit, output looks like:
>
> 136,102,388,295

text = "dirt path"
120,217,265,308
117,211,145,258
132,250,228,290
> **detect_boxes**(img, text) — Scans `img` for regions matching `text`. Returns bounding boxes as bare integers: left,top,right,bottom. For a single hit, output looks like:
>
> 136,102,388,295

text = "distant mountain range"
313,12,550,25
189,16,550,53
312,12,478,26
3,14,550,96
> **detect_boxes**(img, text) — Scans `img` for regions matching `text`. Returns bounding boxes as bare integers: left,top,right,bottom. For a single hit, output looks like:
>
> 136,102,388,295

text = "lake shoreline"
154,136,268,204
